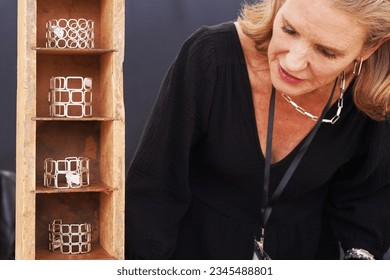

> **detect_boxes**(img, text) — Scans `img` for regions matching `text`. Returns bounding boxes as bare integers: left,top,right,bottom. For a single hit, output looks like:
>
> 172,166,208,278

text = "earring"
353,58,363,76
340,71,346,92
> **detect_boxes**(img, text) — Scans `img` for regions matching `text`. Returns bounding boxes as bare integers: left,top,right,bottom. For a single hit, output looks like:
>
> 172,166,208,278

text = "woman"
125,0,390,259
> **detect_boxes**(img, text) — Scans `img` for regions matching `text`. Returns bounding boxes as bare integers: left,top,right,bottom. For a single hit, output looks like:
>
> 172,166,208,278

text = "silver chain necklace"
281,72,346,124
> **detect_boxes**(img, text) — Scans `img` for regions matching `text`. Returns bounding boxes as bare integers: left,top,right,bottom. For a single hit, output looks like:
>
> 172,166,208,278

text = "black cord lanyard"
254,78,339,259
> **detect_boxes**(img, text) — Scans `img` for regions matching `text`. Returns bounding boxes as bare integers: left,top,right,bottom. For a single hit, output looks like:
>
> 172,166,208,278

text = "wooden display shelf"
16,0,125,260
35,182,117,194
33,47,117,55
36,245,116,260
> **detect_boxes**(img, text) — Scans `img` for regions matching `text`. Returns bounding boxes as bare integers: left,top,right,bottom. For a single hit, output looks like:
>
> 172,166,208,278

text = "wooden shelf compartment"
36,54,103,118
35,121,102,183
37,0,117,50
35,192,118,260
36,52,117,119
37,0,102,49
35,121,122,191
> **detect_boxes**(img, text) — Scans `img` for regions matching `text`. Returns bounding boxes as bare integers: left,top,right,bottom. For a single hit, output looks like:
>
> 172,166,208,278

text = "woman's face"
268,0,368,96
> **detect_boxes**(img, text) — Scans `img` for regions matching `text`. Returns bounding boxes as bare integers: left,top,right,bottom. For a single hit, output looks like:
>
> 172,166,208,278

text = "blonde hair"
237,0,285,56
237,0,390,121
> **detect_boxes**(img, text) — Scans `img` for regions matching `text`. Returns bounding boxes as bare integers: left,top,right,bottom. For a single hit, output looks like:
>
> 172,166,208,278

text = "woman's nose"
284,44,309,72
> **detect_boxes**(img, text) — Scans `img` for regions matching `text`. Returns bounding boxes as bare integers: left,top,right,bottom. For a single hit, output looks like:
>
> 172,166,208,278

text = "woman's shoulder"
179,21,244,65
187,21,238,43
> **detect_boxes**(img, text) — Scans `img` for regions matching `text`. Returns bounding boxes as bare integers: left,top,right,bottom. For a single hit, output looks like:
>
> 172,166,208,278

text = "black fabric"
0,170,15,260
125,22,390,260
262,79,337,228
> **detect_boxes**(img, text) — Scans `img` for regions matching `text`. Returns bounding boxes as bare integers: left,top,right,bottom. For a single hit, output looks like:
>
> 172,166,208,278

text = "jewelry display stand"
16,0,125,260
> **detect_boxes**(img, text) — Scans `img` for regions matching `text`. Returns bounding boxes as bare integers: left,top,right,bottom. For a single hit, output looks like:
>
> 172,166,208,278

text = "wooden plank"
99,0,125,259
35,182,117,194
16,0,37,260
36,245,116,260
31,117,117,121
33,48,117,55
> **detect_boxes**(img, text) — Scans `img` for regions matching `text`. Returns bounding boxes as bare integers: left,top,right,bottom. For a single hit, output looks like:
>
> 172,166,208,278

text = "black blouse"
125,22,390,259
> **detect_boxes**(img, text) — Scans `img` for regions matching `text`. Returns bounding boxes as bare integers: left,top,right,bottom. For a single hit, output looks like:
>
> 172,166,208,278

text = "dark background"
0,0,243,173
124,0,242,168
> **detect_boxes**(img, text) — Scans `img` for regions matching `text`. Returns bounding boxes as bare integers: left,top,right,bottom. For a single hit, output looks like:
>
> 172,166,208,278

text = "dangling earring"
340,71,346,92
353,57,364,76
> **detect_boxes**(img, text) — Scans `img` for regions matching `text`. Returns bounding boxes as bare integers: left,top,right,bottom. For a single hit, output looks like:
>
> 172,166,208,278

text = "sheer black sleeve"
125,26,217,259
328,121,390,259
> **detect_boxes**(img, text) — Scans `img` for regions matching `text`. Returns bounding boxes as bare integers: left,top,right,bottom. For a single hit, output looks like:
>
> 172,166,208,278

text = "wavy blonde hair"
237,0,390,120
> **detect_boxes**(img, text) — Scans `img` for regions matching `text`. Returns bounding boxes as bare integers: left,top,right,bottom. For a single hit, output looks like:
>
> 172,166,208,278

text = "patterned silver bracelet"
344,248,375,260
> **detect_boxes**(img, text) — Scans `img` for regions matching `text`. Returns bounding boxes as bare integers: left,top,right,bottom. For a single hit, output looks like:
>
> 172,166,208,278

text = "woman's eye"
281,24,337,60
320,48,337,59
281,25,296,35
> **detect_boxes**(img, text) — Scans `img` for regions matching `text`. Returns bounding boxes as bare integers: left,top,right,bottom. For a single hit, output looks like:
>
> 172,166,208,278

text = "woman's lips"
278,65,304,84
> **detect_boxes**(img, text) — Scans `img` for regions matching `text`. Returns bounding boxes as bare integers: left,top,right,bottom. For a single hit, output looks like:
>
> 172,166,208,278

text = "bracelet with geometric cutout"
44,157,90,189
48,219,92,255
46,18,94,49
49,76,92,118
